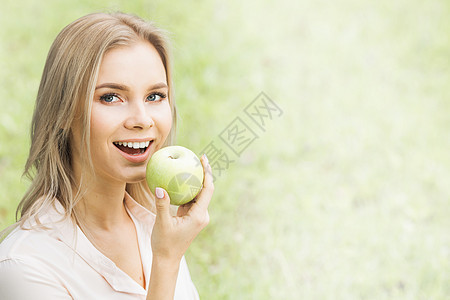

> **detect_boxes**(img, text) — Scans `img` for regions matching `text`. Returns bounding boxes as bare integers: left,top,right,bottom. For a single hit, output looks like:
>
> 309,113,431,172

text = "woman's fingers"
154,187,171,226
196,154,215,210
181,154,214,226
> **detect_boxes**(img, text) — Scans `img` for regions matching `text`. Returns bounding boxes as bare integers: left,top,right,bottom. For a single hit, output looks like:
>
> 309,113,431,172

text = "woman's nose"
124,101,154,130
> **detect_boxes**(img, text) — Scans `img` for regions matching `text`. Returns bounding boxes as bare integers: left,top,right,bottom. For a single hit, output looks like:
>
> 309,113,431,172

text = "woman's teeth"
114,141,151,149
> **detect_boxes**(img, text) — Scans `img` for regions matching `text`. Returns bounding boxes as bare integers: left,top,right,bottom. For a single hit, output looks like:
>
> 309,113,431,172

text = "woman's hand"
150,154,214,264
147,154,213,299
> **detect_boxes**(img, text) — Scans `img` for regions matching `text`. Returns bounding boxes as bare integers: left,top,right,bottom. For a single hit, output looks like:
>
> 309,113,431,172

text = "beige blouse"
0,193,199,299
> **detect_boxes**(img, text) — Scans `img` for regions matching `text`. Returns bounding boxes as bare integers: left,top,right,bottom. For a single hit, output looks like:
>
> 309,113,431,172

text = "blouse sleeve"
0,258,72,300
174,256,200,300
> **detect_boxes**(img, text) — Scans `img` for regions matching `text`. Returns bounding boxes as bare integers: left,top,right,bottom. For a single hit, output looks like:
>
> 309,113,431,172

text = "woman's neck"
75,181,129,232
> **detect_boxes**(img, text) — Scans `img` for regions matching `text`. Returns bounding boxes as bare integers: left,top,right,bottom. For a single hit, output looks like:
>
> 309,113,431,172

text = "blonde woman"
0,12,213,299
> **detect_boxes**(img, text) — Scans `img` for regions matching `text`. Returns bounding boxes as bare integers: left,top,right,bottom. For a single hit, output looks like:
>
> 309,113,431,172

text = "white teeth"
114,141,151,149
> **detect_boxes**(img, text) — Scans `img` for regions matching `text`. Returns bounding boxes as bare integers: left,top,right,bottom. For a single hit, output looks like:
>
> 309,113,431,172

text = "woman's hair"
15,12,177,228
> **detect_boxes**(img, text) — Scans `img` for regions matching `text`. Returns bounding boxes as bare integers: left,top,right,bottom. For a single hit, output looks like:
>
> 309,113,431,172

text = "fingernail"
155,187,164,199
203,154,209,164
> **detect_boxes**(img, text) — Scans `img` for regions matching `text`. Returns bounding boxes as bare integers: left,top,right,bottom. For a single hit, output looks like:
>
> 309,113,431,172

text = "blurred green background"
1,0,449,299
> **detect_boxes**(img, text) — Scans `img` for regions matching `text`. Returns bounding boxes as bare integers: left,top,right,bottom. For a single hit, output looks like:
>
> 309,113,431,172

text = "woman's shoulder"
0,227,74,299
0,201,76,263
0,223,65,262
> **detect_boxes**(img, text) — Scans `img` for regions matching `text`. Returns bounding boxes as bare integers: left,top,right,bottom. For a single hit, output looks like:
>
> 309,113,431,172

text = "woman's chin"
123,168,147,184
127,175,146,184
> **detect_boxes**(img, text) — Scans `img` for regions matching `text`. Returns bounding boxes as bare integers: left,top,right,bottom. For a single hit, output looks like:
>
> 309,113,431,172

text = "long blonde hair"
15,12,177,229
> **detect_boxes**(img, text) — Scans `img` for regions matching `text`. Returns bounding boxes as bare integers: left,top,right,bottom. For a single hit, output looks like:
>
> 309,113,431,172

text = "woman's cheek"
157,103,173,140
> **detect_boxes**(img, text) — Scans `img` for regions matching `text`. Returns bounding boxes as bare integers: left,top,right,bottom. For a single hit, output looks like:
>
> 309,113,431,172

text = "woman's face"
71,41,173,185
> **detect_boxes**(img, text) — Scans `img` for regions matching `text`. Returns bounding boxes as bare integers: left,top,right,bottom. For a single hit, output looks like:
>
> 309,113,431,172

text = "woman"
0,12,213,299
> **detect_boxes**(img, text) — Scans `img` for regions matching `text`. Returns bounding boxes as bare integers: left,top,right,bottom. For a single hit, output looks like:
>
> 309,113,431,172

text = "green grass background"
1,0,449,299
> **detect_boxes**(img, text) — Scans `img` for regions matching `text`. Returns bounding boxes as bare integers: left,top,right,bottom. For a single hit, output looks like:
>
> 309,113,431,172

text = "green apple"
146,145,204,205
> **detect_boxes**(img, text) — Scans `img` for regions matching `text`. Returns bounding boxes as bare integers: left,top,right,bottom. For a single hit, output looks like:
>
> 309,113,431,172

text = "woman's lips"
114,140,153,163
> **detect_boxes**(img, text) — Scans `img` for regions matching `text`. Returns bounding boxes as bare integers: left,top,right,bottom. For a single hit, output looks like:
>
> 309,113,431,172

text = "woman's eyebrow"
95,83,129,91
148,82,168,90
95,82,168,91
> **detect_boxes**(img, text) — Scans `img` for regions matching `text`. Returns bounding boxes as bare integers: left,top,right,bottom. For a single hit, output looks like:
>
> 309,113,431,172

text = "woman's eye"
100,93,120,103
147,92,166,102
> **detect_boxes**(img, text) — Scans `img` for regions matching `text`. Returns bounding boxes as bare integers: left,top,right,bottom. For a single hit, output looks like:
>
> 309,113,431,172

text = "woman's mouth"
113,140,153,156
